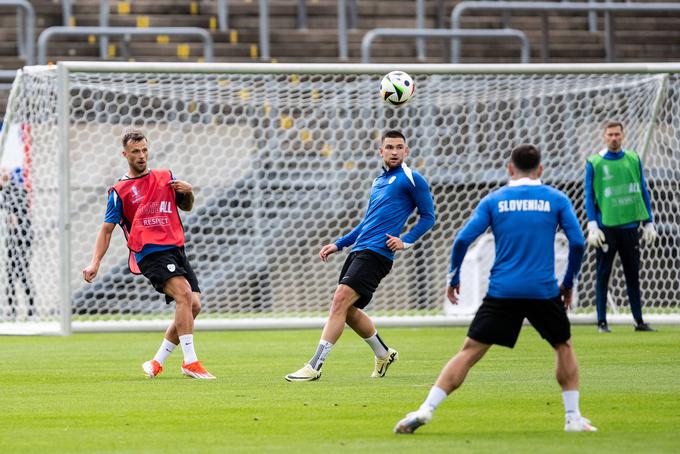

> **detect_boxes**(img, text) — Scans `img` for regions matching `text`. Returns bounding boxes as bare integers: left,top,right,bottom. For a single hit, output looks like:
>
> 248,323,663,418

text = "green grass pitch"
1,325,679,453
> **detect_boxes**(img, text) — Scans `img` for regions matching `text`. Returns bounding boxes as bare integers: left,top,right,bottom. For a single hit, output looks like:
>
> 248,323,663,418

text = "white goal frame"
4,61,680,335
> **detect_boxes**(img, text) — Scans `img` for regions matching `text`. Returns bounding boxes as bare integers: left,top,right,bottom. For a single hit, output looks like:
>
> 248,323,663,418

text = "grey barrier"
0,0,35,65
38,26,214,65
361,28,530,64
451,1,680,63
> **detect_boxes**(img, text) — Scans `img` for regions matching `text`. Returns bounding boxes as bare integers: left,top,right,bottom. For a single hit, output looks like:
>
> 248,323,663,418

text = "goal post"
2,62,680,335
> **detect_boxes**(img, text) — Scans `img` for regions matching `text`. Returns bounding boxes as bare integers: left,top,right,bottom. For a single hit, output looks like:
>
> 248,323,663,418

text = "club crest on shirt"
167,264,176,272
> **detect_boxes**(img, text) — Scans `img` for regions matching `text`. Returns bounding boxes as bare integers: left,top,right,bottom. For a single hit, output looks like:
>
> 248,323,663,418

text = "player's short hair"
381,130,406,143
604,120,624,131
511,144,541,171
122,129,147,148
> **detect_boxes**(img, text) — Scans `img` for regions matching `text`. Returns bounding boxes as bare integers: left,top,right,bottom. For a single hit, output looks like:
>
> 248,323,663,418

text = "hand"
559,285,573,310
447,284,460,305
642,223,658,246
385,234,404,252
319,243,338,262
169,179,193,193
587,221,605,249
83,262,100,283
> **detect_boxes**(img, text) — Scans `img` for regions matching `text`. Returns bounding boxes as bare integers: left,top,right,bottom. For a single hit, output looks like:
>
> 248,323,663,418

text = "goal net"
1,62,679,334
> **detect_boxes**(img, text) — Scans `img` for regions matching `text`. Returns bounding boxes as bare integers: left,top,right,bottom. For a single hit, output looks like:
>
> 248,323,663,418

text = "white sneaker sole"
394,412,431,434
142,361,159,379
181,369,216,379
284,373,321,382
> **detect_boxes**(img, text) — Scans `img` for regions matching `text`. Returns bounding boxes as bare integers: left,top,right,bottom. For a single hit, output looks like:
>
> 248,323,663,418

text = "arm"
559,195,586,290
446,199,492,305
170,180,194,211
448,198,493,288
324,207,367,261
639,159,654,224
400,173,436,247
584,162,606,248
584,162,598,222
335,219,365,251
83,222,116,282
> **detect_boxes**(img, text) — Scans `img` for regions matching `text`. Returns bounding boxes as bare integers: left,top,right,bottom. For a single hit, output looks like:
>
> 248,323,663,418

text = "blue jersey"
584,149,653,229
449,179,585,299
104,173,184,263
335,163,435,260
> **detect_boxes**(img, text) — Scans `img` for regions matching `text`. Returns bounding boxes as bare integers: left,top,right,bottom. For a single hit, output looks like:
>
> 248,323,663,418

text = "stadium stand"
1,0,680,119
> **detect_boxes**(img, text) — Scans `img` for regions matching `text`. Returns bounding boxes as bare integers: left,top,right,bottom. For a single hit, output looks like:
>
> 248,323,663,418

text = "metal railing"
0,69,17,91
0,0,35,65
296,0,357,30
258,0,357,61
361,28,530,64
37,26,214,65
451,1,680,63
99,0,227,59
62,0,71,26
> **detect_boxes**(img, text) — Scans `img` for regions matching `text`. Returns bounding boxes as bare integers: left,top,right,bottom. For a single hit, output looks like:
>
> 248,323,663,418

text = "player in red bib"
83,130,215,380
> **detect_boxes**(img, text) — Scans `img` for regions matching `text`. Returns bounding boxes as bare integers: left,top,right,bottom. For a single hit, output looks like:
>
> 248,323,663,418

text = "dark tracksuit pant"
595,226,644,324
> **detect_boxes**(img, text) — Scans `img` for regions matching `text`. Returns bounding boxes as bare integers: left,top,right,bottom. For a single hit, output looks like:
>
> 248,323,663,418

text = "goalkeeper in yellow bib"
585,121,657,333
82,130,215,379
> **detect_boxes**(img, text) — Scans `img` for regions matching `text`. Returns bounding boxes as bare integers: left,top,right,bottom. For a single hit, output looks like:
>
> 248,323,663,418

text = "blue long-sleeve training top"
335,162,435,261
584,149,653,229
448,178,585,299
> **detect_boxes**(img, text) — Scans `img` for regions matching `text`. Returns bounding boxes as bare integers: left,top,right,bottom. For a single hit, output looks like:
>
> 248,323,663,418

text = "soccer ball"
380,71,415,106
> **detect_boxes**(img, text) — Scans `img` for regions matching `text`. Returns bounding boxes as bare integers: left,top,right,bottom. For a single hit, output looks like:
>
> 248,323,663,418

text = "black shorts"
338,250,393,309
468,296,571,348
137,247,201,303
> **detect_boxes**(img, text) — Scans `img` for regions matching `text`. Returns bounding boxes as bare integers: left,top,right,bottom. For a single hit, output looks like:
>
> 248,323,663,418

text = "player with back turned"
395,144,596,434
82,130,215,380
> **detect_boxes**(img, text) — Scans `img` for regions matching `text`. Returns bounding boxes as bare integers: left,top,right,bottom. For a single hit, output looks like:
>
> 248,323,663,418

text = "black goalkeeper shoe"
597,322,611,333
635,322,656,332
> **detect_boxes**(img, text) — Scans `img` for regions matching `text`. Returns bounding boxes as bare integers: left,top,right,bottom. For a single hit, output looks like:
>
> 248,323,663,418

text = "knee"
459,338,488,364
192,297,202,317
174,288,194,307
554,340,572,354
330,285,355,316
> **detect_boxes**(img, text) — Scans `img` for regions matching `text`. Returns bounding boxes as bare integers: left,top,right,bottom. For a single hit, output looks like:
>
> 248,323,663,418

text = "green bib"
587,151,649,227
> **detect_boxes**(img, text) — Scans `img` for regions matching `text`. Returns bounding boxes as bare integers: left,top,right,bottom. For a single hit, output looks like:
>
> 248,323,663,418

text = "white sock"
308,339,334,371
363,331,389,358
419,386,448,413
152,338,177,365
179,334,198,364
562,390,581,418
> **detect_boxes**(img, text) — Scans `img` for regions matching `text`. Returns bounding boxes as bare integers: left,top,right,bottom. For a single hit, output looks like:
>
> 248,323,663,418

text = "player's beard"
384,156,403,169
132,161,147,175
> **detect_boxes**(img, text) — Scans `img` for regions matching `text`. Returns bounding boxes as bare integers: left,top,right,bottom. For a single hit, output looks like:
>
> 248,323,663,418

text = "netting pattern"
0,69,59,324
1,67,679,327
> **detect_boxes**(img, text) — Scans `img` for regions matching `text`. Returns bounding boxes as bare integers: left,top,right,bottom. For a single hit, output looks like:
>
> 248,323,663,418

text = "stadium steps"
3,0,680,121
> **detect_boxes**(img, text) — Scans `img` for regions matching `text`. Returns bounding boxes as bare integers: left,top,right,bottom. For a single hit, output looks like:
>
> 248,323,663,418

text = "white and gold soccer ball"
380,71,415,106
